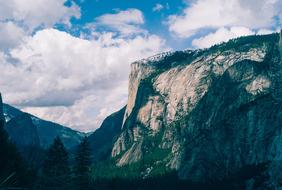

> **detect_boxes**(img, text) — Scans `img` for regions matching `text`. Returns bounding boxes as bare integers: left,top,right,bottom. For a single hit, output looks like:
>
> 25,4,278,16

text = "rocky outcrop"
111,33,282,188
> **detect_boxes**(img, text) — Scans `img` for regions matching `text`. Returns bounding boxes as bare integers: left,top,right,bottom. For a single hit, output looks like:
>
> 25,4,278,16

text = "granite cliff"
110,32,282,189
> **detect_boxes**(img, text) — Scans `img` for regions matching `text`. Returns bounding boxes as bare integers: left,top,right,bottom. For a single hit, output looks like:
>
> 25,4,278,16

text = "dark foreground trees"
74,136,92,190
39,136,92,190
40,137,70,190
0,103,33,188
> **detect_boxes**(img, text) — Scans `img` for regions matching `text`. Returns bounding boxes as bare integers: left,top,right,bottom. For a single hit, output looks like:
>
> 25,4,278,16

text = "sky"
0,0,281,132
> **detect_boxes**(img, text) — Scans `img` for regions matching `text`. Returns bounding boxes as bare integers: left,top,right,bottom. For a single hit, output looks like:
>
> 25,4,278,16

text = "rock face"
88,106,126,160
111,33,282,188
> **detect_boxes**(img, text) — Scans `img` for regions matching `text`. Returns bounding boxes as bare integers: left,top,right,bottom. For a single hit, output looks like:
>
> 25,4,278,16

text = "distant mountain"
3,103,85,149
88,106,126,161
5,113,40,148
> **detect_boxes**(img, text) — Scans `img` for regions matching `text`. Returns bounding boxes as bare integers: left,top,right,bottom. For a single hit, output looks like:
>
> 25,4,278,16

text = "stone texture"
111,33,282,188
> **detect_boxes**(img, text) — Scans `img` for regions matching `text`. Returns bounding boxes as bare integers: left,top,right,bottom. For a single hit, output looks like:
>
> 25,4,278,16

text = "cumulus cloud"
0,22,26,51
192,27,281,49
1,28,168,131
0,0,80,51
0,0,80,31
192,27,255,48
0,4,169,132
95,9,145,35
23,82,128,131
168,0,281,38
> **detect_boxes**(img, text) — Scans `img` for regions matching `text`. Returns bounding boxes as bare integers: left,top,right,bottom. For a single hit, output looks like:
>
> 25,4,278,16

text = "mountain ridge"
3,103,85,149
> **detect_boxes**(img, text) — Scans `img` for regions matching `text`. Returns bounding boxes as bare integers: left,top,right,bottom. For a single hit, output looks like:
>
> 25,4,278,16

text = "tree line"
0,122,92,190
0,119,270,190
38,136,91,190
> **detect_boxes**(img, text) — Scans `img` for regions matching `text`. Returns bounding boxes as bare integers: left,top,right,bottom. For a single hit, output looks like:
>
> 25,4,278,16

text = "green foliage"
91,129,171,180
207,33,279,53
153,50,201,72
142,132,172,176
74,136,92,190
91,159,141,179
89,163,270,190
40,137,70,190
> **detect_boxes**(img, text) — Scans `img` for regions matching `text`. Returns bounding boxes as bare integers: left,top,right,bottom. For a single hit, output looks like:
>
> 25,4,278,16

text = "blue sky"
63,0,190,50
0,0,281,131
70,0,183,29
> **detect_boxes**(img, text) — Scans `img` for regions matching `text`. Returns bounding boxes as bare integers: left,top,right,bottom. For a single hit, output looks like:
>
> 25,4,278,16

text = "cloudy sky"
0,0,281,132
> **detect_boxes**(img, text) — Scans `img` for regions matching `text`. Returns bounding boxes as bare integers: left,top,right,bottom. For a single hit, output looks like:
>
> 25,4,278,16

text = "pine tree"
74,136,92,190
41,137,70,190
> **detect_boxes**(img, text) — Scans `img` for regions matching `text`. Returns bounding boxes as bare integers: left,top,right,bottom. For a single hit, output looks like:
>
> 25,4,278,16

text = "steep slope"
0,94,4,126
5,113,40,148
3,104,84,149
111,32,282,188
88,106,126,161
0,94,32,187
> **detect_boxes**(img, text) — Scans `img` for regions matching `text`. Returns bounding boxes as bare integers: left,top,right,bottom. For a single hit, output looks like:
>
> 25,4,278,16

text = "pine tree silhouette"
74,136,92,190
41,137,70,190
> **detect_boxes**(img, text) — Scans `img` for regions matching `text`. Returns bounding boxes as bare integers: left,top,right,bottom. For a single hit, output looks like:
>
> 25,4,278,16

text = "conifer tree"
74,136,92,190
41,137,70,190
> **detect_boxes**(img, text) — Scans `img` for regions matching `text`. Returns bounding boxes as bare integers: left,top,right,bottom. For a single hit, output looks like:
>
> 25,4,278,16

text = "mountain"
108,32,282,188
0,94,33,187
88,106,126,161
3,103,84,149
5,113,40,148
0,94,4,126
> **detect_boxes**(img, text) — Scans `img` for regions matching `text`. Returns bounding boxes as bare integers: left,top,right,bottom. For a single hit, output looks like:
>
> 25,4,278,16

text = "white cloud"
153,4,164,12
257,28,278,35
192,26,281,49
23,82,128,131
1,28,168,132
0,0,80,31
95,9,145,35
0,5,169,132
192,27,255,48
168,0,281,38
0,22,26,51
